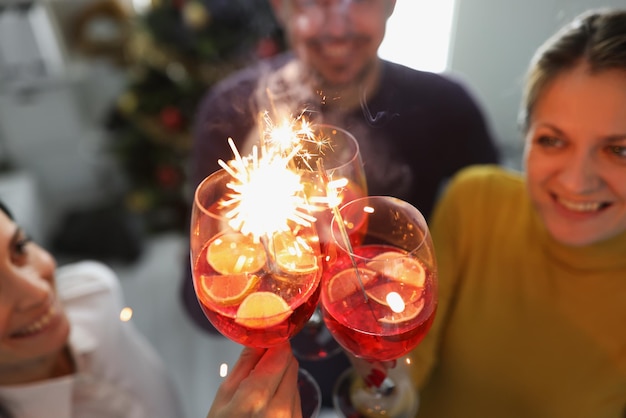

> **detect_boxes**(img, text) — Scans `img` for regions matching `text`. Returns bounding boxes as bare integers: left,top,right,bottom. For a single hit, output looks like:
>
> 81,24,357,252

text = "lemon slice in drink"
207,233,266,275
326,268,377,303
366,252,426,287
270,230,319,274
235,292,293,329
379,298,425,324
199,274,260,306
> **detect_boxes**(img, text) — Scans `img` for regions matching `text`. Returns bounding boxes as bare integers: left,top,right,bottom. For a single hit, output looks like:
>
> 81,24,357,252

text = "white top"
0,261,183,418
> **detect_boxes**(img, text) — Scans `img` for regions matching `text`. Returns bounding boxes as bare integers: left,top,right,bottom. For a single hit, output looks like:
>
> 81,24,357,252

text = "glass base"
332,368,419,418
299,368,322,418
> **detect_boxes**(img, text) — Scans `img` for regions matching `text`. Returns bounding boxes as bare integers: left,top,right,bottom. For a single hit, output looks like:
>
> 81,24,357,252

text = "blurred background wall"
448,0,624,169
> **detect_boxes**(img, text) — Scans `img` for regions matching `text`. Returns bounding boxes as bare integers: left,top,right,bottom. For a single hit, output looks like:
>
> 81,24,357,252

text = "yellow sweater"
410,165,626,418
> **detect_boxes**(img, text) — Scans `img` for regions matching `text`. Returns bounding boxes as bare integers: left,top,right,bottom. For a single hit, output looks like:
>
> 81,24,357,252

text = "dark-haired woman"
0,202,182,417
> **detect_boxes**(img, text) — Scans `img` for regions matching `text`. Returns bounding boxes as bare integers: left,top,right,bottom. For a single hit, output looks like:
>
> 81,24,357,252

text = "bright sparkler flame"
255,113,350,211
218,138,317,240
215,113,353,242
259,113,349,213
261,112,332,171
262,111,314,151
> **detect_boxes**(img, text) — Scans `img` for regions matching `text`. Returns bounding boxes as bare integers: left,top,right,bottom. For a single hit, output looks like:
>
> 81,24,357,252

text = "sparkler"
217,137,317,241
261,111,315,153
317,159,369,302
216,115,351,242
260,111,333,172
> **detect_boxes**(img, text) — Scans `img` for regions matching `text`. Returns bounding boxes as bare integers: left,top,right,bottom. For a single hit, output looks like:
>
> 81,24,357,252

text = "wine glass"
289,124,368,361
190,167,323,416
321,196,438,418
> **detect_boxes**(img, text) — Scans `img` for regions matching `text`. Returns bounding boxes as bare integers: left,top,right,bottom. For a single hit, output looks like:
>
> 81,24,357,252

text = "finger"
249,342,293,381
269,353,301,418
238,345,300,418
294,375,303,418
229,343,294,412
214,346,266,400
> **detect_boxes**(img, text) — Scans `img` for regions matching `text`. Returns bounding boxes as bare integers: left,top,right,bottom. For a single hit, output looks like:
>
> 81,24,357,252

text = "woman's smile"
10,302,62,339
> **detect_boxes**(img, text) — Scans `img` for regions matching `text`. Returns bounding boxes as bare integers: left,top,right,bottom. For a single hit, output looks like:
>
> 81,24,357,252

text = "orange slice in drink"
207,233,266,275
379,298,425,324
366,252,426,288
235,292,293,329
270,230,319,274
326,267,377,303
199,274,260,306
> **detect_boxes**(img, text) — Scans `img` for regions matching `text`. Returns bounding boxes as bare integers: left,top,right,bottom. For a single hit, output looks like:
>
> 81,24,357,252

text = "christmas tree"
106,0,285,232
